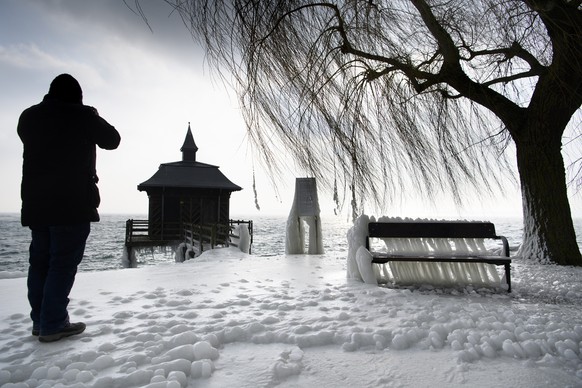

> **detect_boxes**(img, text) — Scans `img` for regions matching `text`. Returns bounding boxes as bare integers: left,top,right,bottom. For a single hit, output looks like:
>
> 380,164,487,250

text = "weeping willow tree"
138,0,582,265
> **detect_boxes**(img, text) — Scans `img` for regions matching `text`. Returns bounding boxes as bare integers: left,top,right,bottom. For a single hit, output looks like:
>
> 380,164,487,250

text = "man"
18,74,121,343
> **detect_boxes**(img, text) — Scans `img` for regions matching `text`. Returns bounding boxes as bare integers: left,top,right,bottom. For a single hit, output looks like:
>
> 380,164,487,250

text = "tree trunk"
515,136,581,265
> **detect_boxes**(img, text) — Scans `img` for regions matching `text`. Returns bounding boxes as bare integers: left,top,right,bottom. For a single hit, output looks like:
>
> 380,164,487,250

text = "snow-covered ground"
1,247,582,387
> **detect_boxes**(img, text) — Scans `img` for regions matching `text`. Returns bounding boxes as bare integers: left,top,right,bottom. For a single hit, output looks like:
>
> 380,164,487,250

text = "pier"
124,123,252,264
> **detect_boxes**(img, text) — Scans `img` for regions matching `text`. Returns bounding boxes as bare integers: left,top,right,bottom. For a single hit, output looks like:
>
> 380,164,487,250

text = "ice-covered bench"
365,221,512,292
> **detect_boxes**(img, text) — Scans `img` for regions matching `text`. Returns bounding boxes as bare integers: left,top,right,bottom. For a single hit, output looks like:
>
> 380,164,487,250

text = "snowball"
342,341,358,352
350,332,376,348
374,334,389,349
251,331,278,344
123,369,154,387
163,344,196,362
168,370,188,386
30,366,48,380
202,333,220,347
289,347,304,362
261,316,280,325
76,370,94,383
79,350,100,363
98,342,117,352
428,331,444,349
458,347,480,362
223,326,246,343
191,360,214,378
47,366,61,380
480,342,497,358
337,312,351,321
63,369,80,382
167,331,199,348
193,341,219,360
127,354,150,366
293,325,311,334
272,360,302,379
149,359,192,377
150,375,166,383
89,355,115,371
93,376,115,388
521,340,542,358
564,349,578,360
392,333,410,350
247,322,266,333
272,347,304,380
450,339,463,351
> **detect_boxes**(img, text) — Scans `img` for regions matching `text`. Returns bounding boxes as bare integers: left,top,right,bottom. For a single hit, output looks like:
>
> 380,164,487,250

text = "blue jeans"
27,223,90,335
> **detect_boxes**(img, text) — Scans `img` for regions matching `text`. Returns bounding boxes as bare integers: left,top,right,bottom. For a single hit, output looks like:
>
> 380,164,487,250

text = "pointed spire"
181,122,198,162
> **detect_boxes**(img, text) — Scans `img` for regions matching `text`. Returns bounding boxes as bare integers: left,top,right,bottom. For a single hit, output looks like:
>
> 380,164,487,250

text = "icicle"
351,216,506,289
389,262,402,283
285,216,305,254
121,246,137,268
475,238,488,253
465,237,479,253
379,264,391,283
174,243,187,263
454,238,469,254
486,264,501,283
350,182,358,223
237,224,251,254
425,238,438,254
467,262,483,284
333,167,340,216
252,168,260,211
439,263,452,285
435,238,452,253
450,262,465,283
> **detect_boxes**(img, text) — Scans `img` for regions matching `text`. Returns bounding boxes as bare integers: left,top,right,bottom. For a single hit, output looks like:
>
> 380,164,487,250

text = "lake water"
1,213,580,277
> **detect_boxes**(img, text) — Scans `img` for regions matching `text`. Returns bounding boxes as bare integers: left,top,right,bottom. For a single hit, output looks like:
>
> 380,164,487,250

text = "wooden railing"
125,219,253,255
182,222,228,254
125,219,182,246
125,219,148,245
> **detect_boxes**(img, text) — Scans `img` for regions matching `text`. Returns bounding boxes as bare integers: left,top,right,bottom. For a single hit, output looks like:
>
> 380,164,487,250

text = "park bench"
365,221,512,292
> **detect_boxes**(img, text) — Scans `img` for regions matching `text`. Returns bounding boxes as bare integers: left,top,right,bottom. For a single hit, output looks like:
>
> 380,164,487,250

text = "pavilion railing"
125,219,253,255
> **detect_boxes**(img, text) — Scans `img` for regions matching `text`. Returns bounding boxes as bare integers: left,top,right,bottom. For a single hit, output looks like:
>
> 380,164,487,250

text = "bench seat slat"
368,221,498,239
371,255,511,265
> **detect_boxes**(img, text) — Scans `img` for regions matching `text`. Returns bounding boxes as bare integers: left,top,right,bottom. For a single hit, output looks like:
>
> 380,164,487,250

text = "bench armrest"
495,235,510,257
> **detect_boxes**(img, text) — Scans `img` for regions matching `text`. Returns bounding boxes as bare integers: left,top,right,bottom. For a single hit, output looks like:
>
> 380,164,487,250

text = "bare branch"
464,41,546,74
154,0,581,221
122,0,153,32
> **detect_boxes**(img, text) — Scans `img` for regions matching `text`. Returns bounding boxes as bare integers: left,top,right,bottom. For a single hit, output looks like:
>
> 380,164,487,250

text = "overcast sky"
0,0,274,217
1,0,578,220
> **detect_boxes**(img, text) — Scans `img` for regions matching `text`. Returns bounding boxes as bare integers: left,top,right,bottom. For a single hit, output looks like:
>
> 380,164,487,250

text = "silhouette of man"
18,74,121,342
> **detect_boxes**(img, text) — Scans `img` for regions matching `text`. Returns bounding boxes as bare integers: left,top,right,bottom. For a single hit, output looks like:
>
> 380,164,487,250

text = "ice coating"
347,215,506,287
0,245,581,386
285,178,324,254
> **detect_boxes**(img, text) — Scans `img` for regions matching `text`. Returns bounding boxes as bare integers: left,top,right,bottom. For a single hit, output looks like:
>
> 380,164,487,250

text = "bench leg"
504,263,511,293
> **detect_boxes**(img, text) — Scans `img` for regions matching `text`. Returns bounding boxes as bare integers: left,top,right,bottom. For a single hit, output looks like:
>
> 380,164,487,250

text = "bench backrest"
367,221,498,239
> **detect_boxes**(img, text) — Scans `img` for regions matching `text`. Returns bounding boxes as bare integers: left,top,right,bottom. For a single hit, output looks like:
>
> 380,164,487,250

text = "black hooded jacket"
18,94,121,226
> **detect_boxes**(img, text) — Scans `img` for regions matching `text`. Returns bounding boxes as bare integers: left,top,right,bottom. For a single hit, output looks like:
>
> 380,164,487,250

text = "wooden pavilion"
125,124,250,259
